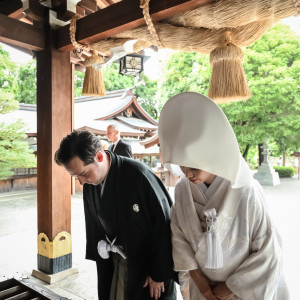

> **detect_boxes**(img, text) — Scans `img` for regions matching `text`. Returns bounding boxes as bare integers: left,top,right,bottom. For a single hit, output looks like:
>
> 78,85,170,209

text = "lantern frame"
119,54,144,76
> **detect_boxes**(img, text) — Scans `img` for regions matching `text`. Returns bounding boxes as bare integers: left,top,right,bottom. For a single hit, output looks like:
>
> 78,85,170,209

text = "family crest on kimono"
55,130,177,300
158,92,289,300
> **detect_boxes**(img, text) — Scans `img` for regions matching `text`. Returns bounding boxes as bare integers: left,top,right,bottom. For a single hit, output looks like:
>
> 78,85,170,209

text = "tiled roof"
116,116,158,130
1,89,157,139
75,89,133,121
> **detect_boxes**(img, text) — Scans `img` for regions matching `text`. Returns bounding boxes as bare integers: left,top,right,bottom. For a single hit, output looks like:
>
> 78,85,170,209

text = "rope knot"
210,42,244,65
206,216,218,233
205,209,218,233
97,236,127,260
223,30,232,46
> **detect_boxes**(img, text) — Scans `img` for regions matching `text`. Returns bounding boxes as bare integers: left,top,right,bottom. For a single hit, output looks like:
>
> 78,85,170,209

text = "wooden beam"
0,14,44,51
78,0,98,14
55,0,214,52
22,0,49,22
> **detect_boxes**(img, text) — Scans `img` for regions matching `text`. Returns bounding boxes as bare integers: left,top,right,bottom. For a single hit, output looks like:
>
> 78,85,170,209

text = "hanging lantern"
119,54,144,76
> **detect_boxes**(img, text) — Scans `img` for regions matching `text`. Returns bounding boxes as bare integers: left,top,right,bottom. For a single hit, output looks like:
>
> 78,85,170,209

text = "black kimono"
83,152,177,300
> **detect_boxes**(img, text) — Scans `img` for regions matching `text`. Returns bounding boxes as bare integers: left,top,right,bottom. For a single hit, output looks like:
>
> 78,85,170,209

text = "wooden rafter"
55,0,214,52
0,14,44,51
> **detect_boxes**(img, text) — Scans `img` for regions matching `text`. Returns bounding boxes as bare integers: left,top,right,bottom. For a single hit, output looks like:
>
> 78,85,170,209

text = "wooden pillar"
34,26,74,279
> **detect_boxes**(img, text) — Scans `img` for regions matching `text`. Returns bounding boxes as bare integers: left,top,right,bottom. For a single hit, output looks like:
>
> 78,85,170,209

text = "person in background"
158,92,289,300
55,130,177,300
106,124,132,158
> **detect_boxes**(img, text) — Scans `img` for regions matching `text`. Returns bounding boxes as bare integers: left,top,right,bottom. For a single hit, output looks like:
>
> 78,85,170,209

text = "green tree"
103,63,134,91
0,90,36,179
221,23,300,159
157,52,211,112
75,70,84,97
135,73,159,119
0,46,17,93
15,60,36,104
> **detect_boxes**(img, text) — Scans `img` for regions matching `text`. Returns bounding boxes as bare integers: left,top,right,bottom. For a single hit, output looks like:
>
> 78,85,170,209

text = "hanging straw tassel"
204,208,223,269
208,32,250,103
82,51,106,97
69,15,106,97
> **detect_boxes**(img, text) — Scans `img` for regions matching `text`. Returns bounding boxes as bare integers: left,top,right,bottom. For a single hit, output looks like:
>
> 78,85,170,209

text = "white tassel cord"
204,208,224,269
97,236,127,260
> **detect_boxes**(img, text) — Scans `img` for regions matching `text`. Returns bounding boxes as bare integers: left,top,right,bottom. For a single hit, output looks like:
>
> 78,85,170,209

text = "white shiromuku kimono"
172,176,289,300
158,92,290,300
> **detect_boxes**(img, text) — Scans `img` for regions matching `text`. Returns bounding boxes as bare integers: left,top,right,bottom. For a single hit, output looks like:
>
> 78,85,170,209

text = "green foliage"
221,23,300,157
245,146,259,170
103,63,134,91
156,23,300,166
135,73,159,119
74,71,84,97
273,166,295,177
0,46,17,93
0,89,19,114
15,60,36,104
157,52,211,112
0,90,36,179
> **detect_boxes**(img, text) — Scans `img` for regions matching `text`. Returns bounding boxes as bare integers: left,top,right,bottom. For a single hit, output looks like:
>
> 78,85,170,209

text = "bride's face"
180,166,216,185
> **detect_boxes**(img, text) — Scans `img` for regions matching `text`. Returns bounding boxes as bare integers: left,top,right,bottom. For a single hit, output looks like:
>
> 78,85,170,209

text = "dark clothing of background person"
108,139,132,158
83,152,177,300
